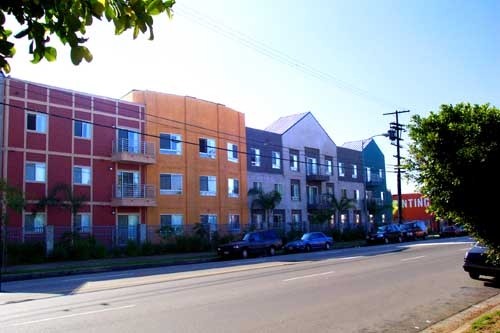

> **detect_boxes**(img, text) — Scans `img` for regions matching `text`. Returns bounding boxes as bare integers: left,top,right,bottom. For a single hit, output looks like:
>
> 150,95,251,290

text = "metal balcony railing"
112,138,156,163
112,184,157,207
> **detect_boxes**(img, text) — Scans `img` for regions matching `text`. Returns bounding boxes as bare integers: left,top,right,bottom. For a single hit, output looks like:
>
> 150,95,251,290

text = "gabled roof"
265,112,309,134
341,139,371,151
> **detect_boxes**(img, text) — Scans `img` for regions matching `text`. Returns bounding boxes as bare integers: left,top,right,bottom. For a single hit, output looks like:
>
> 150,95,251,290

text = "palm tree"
327,194,356,230
248,188,282,230
33,183,88,232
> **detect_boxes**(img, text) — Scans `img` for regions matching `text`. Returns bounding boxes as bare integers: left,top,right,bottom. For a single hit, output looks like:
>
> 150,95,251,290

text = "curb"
421,293,500,333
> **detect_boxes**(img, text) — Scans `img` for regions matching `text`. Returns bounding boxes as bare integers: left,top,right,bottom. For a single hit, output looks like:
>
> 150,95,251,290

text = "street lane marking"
9,304,136,327
283,271,335,282
63,273,133,282
401,256,425,262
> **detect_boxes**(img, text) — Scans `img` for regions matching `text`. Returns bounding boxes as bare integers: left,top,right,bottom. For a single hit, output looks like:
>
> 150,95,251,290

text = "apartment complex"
124,90,248,234
1,75,392,247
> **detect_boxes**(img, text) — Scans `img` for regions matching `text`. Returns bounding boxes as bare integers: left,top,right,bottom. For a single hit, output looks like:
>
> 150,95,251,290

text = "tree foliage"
0,0,176,73
406,103,500,262
248,188,282,229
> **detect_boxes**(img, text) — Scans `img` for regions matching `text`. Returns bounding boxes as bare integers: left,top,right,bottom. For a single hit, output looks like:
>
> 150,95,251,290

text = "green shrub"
125,240,140,257
6,242,46,265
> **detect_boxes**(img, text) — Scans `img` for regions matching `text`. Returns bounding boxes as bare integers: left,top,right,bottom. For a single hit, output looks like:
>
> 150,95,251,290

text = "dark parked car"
401,220,428,240
440,225,468,238
284,232,333,252
463,242,500,280
366,224,404,244
217,230,283,259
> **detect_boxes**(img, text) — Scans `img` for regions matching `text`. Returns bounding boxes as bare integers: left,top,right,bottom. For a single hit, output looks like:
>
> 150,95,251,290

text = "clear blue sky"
6,0,500,194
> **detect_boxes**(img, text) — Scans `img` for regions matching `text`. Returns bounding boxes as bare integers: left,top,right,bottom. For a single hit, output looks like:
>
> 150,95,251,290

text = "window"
250,148,261,166
24,213,45,233
253,214,264,229
25,162,46,182
290,149,299,171
291,180,301,201
73,166,91,185
366,167,371,182
227,143,238,162
379,169,384,179
117,215,139,244
253,182,263,191
75,213,91,233
26,113,47,133
160,174,183,194
354,189,360,200
228,178,239,197
306,157,317,175
74,120,91,139
341,188,347,198
339,162,345,177
200,176,217,196
117,129,140,153
326,158,333,175
273,214,283,228
199,138,216,158
272,151,281,169
228,214,240,231
381,191,385,201
274,183,283,195
355,212,361,224
326,183,334,195
160,133,182,155
307,186,319,205
291,210,301,224
352,165,358,178
160,214,184,234
200,214,217,232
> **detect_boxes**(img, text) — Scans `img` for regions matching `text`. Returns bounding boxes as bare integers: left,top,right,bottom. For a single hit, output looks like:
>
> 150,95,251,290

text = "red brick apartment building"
1,75,155,247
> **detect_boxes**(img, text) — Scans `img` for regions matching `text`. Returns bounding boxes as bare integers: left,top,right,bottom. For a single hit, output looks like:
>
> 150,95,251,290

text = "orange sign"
392,193,433,221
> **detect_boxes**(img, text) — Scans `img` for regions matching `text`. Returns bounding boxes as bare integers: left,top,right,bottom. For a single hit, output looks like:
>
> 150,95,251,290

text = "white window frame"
306,157,318,175
160,214,184,234
274,183,283,195
25,162,46,183
250,148,261,167
352,165,358,178
160,173,183,195
26,112,47,133
338,162,345,177
354,189,360,200
160,133,182,155
228,214,240,231
326,159,333,175
200,214,217,232
291,181,300,201
227,143,238,163
379,168,384,179
228,178,240,198
381,191,385,201
74,120,92,139
272,151,281,169
199,138,216,159
253,182,263,191
24,213,45,233
75,213,91,233
366,167,371,182
200,175,217,196
73,166,91,185
290,153,299,171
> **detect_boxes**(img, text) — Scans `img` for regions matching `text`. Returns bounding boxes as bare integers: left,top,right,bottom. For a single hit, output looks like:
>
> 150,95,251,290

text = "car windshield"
242,233,252,241
301,233,312,240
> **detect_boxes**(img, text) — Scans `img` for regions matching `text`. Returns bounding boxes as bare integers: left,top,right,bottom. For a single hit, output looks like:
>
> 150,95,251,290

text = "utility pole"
384,110,410,225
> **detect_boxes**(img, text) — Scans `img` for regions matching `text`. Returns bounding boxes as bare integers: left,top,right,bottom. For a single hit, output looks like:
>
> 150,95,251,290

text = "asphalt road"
1,237,498,333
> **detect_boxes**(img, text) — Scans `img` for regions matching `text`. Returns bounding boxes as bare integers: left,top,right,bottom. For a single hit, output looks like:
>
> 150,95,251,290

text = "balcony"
111,139,156,164
365,175,384,188
111,184,157,207
306,166,331,182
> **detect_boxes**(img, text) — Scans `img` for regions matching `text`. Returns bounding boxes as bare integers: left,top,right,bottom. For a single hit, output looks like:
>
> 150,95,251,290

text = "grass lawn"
467,310,500,333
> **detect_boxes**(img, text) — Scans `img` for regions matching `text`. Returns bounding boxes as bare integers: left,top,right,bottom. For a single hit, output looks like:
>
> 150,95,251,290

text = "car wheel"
325,242,331,250
305,244,312,252
241,249,248,259
269,246,276,256
384,238,389,244
469,272,480,280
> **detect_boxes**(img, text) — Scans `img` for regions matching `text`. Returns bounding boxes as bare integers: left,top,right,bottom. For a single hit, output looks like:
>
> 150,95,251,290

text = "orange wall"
127,91,248,228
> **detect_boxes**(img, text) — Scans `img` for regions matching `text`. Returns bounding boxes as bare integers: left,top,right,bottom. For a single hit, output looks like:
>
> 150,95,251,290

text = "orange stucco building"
125,91,248,233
